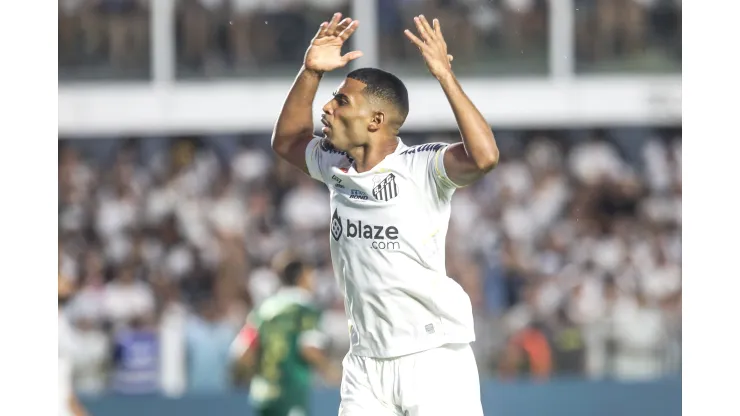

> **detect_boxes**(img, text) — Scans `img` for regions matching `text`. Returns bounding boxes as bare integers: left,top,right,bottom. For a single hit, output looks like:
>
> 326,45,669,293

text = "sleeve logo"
399,143,446,155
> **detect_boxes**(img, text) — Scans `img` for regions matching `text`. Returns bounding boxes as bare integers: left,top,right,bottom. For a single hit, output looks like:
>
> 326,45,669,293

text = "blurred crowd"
575,0,681,71
58,128,681,396
58,0,681,79
59,0,151,78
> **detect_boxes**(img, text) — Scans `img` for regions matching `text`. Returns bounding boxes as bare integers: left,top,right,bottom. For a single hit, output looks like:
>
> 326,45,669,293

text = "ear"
368,112,385,133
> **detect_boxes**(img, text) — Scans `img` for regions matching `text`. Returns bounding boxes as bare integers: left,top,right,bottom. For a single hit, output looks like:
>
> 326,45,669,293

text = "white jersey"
58,312,75,416
305,137,475,358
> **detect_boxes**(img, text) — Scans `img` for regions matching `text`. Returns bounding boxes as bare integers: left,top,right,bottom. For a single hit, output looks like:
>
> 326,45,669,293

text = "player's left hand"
404,16,454,80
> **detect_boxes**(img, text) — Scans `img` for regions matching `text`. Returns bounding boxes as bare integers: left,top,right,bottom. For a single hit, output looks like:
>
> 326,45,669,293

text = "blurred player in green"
231,255,339,416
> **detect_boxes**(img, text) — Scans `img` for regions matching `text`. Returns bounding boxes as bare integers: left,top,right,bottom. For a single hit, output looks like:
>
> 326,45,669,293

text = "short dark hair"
347,67,409,124
281,259,307,286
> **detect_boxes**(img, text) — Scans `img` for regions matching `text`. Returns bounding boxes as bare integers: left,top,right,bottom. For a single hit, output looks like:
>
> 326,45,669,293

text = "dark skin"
272,13,498,184
320,77,401,172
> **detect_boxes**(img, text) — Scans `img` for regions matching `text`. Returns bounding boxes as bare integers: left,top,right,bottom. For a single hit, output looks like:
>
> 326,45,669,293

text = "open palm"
304,13,363,73
404,16,454,80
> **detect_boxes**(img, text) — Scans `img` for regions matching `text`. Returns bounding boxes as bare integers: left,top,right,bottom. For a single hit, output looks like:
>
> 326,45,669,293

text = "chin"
324,137,348,153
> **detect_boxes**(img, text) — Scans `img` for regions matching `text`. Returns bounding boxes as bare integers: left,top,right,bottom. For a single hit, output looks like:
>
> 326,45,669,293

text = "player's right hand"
304,13,363,73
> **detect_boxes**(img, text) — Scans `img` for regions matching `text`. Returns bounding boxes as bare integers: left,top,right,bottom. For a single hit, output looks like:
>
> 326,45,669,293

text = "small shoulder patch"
399,143,446,155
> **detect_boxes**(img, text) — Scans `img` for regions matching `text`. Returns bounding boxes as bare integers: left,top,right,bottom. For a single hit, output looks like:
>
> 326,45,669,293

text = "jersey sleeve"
297,307,329,350
230,312,261,359
404,143,463,203
305,136,350,184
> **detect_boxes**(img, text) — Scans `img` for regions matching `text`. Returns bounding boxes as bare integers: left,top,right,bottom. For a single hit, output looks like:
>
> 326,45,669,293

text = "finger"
419,15,436,41
433,18,445,40
341,50,364,64
334,18,353,36
413,16,431,42
314,22,328,39
326,13,342,35
404,29,426,49
338,20,359,41
447,54,454,62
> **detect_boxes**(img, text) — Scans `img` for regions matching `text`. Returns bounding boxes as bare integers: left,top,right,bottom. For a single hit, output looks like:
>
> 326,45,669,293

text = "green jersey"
248,288,326,415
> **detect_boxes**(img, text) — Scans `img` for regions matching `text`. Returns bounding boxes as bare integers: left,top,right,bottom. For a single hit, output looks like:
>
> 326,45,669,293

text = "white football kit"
305,137,483,416
59,312,75,416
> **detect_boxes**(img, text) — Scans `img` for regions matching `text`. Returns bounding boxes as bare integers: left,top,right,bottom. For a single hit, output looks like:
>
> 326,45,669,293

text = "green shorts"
255,403,308,416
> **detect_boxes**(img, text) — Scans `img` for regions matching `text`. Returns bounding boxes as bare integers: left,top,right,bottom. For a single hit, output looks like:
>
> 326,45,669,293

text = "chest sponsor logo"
331,209,343,241
330,209,400,250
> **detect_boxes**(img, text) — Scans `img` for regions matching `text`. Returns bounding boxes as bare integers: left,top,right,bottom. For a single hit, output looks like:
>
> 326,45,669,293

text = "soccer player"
270,12,499,416
231,257,338,416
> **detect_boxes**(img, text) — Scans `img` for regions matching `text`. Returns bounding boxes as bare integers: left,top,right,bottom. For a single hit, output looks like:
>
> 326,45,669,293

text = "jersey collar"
347,137,405,175
276,286,312,305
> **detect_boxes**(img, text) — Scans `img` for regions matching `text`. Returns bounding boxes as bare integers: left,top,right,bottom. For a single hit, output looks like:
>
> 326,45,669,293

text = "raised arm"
405,16,499,187
271,13,363,174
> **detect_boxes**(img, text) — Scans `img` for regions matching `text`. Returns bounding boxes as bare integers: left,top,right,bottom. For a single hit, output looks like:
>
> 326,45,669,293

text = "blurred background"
58,0,681,415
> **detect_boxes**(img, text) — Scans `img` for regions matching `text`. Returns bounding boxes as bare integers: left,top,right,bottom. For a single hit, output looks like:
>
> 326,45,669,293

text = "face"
199,299,218,321
298,267,316,292
118,267,136,284
321,78,378,151
85,250,104,278
58,275,74,299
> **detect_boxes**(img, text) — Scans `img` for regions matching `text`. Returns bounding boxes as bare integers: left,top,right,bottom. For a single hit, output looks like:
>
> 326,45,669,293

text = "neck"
347,135,399,173
286,283,306,292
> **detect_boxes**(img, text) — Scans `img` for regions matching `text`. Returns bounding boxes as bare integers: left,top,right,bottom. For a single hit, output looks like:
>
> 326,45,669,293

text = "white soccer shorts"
338,343,484,416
